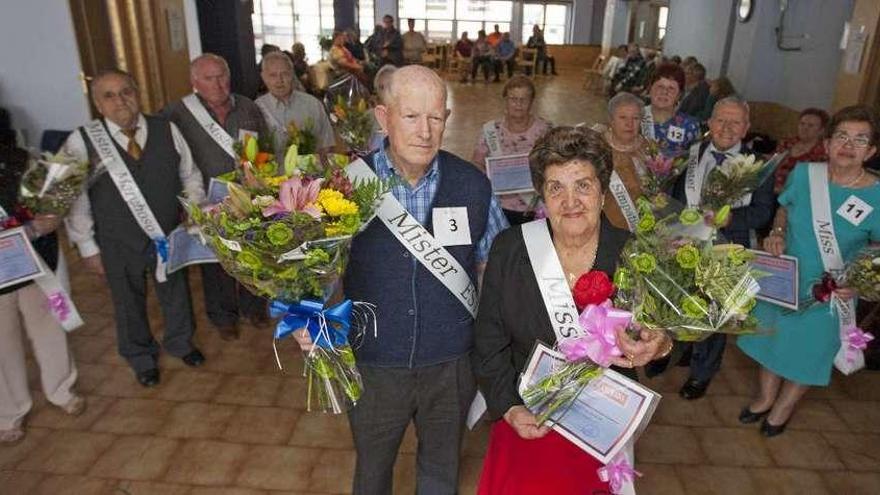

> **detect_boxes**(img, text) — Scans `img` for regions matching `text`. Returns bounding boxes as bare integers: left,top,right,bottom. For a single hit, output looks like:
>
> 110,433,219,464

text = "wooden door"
69,0,116,117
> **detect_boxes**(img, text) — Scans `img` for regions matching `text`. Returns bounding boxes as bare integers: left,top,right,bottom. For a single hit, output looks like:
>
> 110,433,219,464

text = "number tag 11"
836,195,873,227
432,207,472,246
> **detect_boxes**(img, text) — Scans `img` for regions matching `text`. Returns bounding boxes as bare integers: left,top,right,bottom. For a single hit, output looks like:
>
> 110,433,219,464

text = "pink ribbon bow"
559,300,631,367
597,454,642,494
844,326,875,363
46,292,70,322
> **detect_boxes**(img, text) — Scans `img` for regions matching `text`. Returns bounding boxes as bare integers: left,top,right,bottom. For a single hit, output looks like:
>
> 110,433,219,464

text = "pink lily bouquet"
637,139,688,209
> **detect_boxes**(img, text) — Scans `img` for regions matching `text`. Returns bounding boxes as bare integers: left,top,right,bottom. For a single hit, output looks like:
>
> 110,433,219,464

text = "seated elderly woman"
599,91,647,231
738,105,880,437
329,31,368,83
772,107,830,193
473,126,678,494
472,75,553,225
641,63,700,157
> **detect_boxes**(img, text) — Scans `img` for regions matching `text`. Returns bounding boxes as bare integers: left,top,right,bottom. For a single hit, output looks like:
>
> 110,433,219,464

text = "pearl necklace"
833,168,865,188
605,130,640,153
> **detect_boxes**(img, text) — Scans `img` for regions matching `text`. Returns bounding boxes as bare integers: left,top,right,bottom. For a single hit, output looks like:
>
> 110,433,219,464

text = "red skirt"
477,420,611,495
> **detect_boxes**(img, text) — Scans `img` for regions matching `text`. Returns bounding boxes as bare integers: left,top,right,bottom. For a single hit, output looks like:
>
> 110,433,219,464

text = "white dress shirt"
63,114,205,258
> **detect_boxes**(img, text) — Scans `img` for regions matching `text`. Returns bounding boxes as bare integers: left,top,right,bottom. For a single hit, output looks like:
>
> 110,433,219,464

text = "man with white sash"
669,96,775,401
65,69,206,387
255,51,335,159
163,53,270,341
294,66,508,494
0,124,85,443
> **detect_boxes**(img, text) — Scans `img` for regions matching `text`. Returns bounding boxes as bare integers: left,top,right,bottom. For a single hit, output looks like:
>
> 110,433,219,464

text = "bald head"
380,65,447,111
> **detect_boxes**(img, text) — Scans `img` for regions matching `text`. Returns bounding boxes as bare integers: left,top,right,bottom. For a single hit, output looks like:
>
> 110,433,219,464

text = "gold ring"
627,357,634,367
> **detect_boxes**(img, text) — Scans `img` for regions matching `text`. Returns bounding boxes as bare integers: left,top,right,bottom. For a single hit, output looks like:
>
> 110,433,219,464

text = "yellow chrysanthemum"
317,189,359,216
263,175,289,188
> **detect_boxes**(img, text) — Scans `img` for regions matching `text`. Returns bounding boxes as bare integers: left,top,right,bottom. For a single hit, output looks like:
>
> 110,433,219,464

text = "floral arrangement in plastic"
613,200,763,342
637,139,688,210
700,153,775,211
187,142,387,413
18,151,89,215
840,246,880,302
324,75,373,156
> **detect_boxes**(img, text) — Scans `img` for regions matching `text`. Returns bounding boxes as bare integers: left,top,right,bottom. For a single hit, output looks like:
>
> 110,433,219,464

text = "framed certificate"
207,178,230,204
519,343,661,464
0,227,47,290
166,226,218,274
486,153,534,195
749,249,799,310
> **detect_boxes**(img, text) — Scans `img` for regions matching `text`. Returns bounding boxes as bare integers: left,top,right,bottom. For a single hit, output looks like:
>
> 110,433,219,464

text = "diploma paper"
519,343,661,464
749,250,799,310
166,226,218,273
0,228,47,290
486,153,534,194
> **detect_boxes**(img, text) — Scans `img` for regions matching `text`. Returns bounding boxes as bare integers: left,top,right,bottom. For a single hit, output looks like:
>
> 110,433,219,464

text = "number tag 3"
432,207,472,246
836,195,873,227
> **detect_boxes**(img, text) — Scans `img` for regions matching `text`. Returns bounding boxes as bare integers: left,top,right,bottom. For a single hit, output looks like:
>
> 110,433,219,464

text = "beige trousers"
0,283,78,430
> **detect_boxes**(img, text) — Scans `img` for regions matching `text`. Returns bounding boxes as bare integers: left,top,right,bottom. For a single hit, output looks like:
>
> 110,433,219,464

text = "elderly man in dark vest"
669,95,775,400
294,65,508,494
64,69,206,387
163,53,270,341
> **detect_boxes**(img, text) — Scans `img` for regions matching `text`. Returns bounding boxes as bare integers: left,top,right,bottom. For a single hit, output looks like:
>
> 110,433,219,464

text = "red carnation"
812,272,838,303
573,270,615,311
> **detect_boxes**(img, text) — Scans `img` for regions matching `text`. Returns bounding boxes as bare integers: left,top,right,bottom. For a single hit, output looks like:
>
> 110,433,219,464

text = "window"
359,0,375,41
657,6,669,43
522,2,570,45
399,0,513,42
252,0,335,63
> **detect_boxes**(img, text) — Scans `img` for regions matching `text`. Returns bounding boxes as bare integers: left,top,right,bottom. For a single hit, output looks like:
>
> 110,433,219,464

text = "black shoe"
679,378,710,400
181,349,206,367
738,406,771,424
136,368,160,387
760,418,789,437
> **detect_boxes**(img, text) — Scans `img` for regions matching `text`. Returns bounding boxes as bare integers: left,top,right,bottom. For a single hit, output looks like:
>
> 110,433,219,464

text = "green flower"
636,197,653,215
636,213,656,234
714,204,731,228
681,295,708,318
739,297,757,314
633,253,657,273
266,223,294,246
613,267,632,290
304,248,331,267
642,293,657,314
236,250,263,271
679,208,702,226
673,329,707,342
727,245,750,265
675,245,701,270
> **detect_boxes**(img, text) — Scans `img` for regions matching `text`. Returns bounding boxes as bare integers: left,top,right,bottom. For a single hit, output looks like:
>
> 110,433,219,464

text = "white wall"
0,1,89,145
184,0,202,59
664,0,732,78
610,0,631,47
571,0,596,44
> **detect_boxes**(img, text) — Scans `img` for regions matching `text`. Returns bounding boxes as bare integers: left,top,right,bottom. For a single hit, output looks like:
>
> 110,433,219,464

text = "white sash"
482,120,503,156
182,94,237,160
345,159,478,317
83,120,169,282
256,98,285,131
640,106,655,141
683,143,708,208
521,219,586,342
34,249,84,332
807,163,862,374
608,171,639,232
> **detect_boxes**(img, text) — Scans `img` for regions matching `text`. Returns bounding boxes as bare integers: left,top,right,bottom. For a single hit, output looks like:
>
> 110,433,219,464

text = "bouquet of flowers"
188,143,387,413
286,119,318,156
842,246,880,302
613,202,763,342
700,153,775,211
18,151,89,215
637,139,688,209
324,75,373,155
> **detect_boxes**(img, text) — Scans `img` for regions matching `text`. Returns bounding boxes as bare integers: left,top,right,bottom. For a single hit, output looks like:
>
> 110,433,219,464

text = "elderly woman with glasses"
472,75,553,225
641,63,700,158
738,105,880,437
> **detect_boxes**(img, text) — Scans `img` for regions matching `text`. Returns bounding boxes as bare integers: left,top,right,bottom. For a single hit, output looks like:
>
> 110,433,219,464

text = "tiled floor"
3,69,880,494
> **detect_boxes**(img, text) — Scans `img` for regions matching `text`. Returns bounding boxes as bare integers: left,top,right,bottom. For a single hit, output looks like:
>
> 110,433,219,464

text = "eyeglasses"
831,132,871,149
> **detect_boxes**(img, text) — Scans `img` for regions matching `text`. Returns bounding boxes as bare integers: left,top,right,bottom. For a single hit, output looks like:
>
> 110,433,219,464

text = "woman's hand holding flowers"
763,233,786,257
612,327,673,368
293,328,315,352
504,405,552,440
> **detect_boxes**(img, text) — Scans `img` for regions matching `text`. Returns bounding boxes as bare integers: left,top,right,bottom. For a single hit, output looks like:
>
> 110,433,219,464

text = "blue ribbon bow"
270,298,353,348
154,237,169,262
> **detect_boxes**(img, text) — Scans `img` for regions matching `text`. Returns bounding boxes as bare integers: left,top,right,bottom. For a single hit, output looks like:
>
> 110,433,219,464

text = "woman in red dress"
473,127,680,494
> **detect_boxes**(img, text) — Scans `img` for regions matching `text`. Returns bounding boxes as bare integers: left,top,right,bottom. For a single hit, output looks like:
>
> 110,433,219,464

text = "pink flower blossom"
262,177,323,219
645,155,674,176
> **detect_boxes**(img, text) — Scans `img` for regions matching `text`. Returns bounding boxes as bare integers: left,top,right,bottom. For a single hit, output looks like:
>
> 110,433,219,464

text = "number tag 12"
836,195,873,227
432,207,472,246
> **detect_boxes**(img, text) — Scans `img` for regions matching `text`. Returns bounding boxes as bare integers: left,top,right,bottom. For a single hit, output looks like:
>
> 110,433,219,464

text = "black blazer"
473,217,645,420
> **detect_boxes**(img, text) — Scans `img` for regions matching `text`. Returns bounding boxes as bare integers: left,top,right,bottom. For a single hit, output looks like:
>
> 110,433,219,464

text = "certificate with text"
486,153,534,195
0,227,47,290
167,226,218,273
207,178,230,204
749,250,799,310
519,343,661,464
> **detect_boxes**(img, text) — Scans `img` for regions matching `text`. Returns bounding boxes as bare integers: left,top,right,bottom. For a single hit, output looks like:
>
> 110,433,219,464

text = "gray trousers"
348,355,476,495
102,241,195,373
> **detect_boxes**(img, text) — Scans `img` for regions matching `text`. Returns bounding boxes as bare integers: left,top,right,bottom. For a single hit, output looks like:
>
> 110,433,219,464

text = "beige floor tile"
709,395,757,428
189,487,269,495
391,452,416,494
206,345,280,375
788,399,850,432
458,455,484,494
114,479,192,495
830,400,880,433
749,468,831,495
634,463,687,495
0,469,46,493
221,406,300,445
89,435,180,480
720,344,760,369
399,424,417,454
840,372,880,401
163,439,249,486
764,430,844,470
308,449,356,493
90,397,175,435
157,401,238,439
236,445,318,491
653,394,724,427
635,425,704,464
27,395,113,431
16,430,116,474
31,474,118,495
274,378,311,410
214,375,283,406
155,369,225,402
73,311,115,337
69,335,115,365
0,427,51,469
822,471,880,495
803,377,852,401
717,366,759,397
92,368,166,399
677,465,757,495
73,362,116,394
288,412,353,449
695,427,774,467
822,432,880,471
461,423,490,458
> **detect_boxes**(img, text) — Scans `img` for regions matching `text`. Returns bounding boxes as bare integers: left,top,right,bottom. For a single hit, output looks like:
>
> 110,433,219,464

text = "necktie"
711,150,728,166
121,128,142,160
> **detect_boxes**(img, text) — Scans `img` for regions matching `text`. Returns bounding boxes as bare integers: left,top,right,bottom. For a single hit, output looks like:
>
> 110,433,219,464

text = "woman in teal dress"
738,105,880,437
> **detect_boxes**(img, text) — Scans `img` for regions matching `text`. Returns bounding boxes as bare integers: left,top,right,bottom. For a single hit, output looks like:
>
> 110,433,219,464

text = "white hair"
380,65,447,109
608,92,644,117
190,53,230,79
711,95,750,120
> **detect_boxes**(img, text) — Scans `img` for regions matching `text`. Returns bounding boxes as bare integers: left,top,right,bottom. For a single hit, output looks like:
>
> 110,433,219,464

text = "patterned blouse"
648,110,701,158
773,138,827,192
